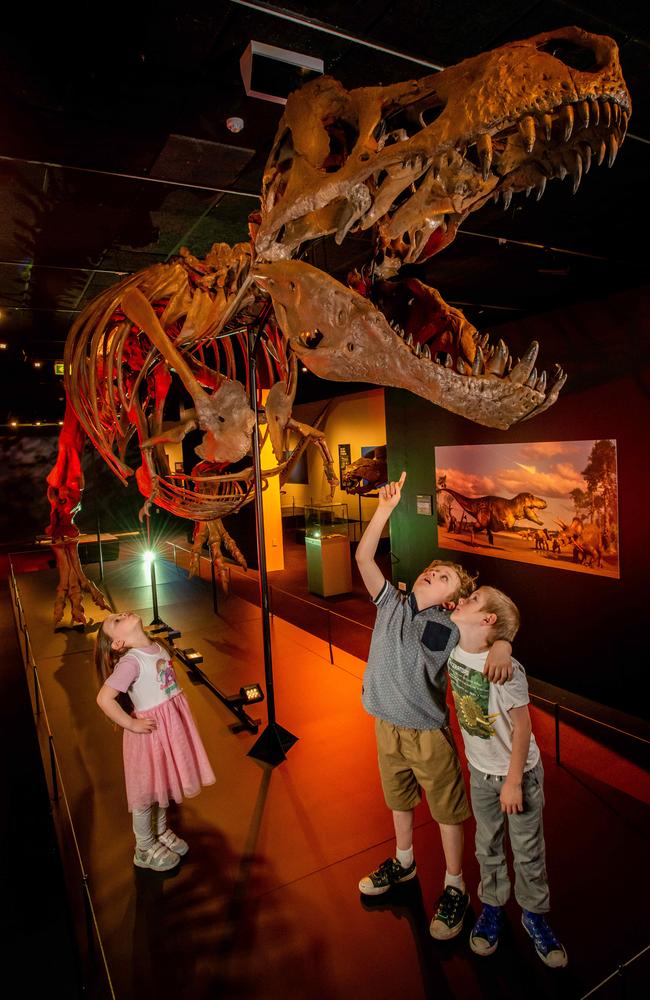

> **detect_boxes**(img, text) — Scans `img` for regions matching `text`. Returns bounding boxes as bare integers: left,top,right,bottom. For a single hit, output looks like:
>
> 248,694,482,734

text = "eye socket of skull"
536,38,601,72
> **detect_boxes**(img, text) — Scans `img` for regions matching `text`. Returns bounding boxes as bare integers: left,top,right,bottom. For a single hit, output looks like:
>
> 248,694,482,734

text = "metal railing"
8,559,116,999
166,542,650,761
15,544,645,997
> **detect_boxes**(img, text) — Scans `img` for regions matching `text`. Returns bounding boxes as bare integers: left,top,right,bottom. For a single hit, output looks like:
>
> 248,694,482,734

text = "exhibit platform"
6,554,650,999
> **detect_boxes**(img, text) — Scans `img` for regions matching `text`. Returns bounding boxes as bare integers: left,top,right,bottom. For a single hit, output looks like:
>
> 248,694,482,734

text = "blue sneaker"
521,910,568,967
470,904,503,955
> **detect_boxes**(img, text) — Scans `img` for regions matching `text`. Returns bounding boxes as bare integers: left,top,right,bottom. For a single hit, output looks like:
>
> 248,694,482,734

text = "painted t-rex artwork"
46,27,630,623
438,488,547,538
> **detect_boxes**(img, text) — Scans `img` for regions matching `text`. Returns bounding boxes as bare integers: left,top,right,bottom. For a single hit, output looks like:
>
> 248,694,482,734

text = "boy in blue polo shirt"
356,472,512,941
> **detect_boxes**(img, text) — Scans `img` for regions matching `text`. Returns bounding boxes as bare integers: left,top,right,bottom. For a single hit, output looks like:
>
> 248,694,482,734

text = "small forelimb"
141,414,198,449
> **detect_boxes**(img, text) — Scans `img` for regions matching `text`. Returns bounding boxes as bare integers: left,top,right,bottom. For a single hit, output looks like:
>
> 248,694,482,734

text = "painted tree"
582,439,617,537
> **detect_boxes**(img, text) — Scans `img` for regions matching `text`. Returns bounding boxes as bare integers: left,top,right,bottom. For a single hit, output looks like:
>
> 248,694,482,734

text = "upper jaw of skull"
256,26,630,270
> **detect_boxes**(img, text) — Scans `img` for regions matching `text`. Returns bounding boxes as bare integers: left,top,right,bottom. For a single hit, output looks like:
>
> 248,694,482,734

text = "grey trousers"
469,760,550,914
132,803,168,851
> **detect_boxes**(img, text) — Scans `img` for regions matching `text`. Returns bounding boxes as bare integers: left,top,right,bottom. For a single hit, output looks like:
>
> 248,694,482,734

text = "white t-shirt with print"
447,645,540,776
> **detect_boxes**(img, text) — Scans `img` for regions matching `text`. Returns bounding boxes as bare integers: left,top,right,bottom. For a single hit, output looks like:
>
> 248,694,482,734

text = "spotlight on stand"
227,684,265,708
143,549,164,626
179,648,203,666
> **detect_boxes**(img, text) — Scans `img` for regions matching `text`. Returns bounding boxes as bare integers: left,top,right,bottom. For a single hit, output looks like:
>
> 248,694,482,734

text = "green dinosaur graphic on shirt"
448,654,499,739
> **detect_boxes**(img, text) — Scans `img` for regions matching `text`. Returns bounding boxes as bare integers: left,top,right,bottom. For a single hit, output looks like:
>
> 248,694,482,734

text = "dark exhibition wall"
386,283,650,716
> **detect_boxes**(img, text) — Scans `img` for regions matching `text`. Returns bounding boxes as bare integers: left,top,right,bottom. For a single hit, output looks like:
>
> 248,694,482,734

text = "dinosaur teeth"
620,111,629,139
485,338,509,377
581,143,592,174
472,346,484,375
608,134,619,168
519,115,537,154
535,371,547,393
502,189,513,210
576,101,590,129
405,331,414,348
480,332,490,350
456,357,466,375
510,341,539,384
445,353,454,369
560,104,574,142
589,99,600,127
477,133,493,181
535,176,546,201
572,152,583,195
421,343,431,360
539,113,553,142
600,100,612,129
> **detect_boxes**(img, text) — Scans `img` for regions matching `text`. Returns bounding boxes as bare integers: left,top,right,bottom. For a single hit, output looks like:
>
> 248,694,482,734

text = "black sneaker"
430,885,470,940
358,857,417,895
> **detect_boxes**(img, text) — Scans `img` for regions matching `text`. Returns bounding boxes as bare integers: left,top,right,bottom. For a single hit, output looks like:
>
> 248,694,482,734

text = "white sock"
396,846,414,868
445,871,465,892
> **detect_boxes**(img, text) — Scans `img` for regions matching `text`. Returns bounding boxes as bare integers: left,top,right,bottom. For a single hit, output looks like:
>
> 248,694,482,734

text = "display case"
304,503,350,540
304,504,352,596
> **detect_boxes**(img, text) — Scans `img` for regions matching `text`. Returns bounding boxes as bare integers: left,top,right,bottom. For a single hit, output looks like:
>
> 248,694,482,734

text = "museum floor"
3,537,650,999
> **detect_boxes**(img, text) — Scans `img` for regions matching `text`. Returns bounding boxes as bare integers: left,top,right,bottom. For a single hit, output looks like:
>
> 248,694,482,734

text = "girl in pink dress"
96,611,216,871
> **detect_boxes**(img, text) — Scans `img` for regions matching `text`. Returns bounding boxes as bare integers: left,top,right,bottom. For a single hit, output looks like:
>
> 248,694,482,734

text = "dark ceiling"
0,0,648,424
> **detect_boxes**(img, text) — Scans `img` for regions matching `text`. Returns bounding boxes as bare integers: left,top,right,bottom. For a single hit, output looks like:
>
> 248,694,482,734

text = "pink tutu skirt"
123,691,216,812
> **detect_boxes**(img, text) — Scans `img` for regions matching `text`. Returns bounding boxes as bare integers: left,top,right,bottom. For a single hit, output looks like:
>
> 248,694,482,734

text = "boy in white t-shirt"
449,586,567,968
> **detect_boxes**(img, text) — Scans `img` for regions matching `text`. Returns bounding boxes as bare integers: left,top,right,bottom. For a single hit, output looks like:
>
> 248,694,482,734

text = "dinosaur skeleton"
46,26,630,623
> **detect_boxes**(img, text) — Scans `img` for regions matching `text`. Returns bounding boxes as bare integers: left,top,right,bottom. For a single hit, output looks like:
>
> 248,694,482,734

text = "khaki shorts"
375,718,471,824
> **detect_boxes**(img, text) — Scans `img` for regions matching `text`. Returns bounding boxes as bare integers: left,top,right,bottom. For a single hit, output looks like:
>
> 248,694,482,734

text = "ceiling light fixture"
240,40,323,105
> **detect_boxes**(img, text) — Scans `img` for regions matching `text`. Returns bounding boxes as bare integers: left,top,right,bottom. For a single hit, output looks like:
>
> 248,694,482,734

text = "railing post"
327,613,334,664
33,663,41,716
82,874,95,957
49,735,59,801
554,702,561,765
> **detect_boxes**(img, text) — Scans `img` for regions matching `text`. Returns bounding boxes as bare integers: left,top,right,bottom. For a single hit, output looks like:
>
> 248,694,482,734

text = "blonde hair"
479,586,520,643
425,559,478,602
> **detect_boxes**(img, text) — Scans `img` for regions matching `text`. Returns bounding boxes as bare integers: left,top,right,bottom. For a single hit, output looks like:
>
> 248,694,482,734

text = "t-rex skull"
257,26,630,267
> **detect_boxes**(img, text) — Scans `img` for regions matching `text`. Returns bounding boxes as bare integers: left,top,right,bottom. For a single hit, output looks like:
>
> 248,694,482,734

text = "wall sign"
416,494,433,515
338,443,351,484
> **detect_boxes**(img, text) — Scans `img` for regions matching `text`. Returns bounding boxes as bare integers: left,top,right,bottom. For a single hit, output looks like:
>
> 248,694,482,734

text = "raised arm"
500,704,532,814
355,471,406,600
97,682,156,733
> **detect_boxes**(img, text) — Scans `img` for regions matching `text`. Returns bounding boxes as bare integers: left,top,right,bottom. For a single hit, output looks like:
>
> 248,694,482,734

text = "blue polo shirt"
361,580,459,730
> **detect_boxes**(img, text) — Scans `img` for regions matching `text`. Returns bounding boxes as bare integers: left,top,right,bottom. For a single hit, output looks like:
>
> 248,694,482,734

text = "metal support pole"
246,321,298,767
149,558,164,626
554,702,561,765
327,613,334,664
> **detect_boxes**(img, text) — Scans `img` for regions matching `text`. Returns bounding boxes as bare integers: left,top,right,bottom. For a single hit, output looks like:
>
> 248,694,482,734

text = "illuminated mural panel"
434,439,619,578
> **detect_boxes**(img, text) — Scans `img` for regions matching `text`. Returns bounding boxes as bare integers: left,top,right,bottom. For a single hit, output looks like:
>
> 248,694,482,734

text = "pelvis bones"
47,27,630,622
